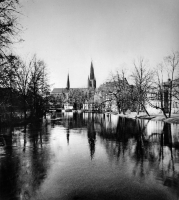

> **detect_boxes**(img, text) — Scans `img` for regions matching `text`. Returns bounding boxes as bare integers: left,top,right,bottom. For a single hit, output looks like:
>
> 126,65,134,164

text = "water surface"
0,112,179,200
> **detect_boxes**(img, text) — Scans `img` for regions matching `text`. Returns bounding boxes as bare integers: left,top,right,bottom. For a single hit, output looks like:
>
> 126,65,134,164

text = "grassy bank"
117,112,179,124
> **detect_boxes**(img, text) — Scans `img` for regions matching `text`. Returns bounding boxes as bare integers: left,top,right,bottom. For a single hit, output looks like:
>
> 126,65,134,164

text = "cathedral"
51,62,97,110
88,62,96,89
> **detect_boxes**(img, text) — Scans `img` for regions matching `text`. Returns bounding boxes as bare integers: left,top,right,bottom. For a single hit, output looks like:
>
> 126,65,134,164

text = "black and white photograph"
0,0,179,199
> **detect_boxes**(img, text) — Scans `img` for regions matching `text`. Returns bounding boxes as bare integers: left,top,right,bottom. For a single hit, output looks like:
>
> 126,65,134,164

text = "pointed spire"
94,79,96,88
88,76,90,88
66,73,70,90
90,62,94,80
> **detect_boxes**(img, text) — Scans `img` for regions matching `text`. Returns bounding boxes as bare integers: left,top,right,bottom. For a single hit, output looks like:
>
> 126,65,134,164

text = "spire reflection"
66,128,70,145
87,114,96,160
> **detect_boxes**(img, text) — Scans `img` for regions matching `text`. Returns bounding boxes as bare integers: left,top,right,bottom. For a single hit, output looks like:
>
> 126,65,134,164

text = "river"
0,112,179,200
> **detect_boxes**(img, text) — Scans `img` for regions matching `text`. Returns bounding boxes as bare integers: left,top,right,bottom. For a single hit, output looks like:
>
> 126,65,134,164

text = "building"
98,78,133,113
51,62,97,111
146,78,179,114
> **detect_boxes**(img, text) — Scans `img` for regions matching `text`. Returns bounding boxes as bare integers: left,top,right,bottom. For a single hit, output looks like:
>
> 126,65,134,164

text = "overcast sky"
14,0,179,88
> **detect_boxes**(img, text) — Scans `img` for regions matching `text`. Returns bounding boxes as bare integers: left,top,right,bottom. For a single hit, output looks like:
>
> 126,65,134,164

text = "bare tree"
145,52,179,118
164,51,179,117
131,57,154,116
0,54,20,123
28,55,50,118
113,70,130,114
67,89,87,110
146,63,168,118
0,0,21,123
0,0,21,57
13,57,31,120
173,81,179,101
102,69,135,114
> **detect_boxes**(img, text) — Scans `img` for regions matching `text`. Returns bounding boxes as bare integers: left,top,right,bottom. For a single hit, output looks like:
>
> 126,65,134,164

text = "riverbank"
0,116,44,128
118,112,179,124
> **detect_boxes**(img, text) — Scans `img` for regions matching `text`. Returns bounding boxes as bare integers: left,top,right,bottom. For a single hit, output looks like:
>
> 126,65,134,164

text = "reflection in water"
0,120,50,200
87,115,96,159
66,128,70,145
0,113,179,199
0,143,19,199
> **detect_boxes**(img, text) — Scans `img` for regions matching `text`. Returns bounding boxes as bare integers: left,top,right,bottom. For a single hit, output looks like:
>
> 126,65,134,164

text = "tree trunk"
160,91,168,118
141,103,150,116
23,96,27,121
10,88,13,126
169,88,172,118
117,104,121,114
137,104,140,115
162,108,168,119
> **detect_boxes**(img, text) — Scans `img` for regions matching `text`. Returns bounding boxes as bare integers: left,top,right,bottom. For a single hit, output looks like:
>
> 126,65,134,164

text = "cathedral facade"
51,62,97,110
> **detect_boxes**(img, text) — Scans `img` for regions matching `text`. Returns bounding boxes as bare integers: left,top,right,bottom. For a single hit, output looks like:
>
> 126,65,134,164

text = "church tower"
66,73,70,90
88,62,96,89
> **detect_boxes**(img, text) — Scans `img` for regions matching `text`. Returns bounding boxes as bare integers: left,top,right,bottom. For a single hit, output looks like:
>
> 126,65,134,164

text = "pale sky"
13,0,179,88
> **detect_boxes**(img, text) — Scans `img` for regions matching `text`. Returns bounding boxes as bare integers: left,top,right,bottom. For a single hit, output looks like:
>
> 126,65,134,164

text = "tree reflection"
1,113,178,199
160,123,177,187
133,120,150,161
0,128,19,199
88,114,179,194
18,121,50,199
0,120,51,200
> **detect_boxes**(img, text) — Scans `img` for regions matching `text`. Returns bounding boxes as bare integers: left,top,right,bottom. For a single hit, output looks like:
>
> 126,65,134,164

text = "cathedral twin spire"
90,62,95,80
66,73,70,90
88,61,96,89
66,61,96,90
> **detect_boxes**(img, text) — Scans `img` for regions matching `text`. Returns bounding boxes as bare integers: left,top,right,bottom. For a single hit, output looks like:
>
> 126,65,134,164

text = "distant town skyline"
13,0,179,88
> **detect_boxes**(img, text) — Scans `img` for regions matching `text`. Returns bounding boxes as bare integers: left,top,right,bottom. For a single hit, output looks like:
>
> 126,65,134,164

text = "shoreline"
0,117,44,129
117,112,179,124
